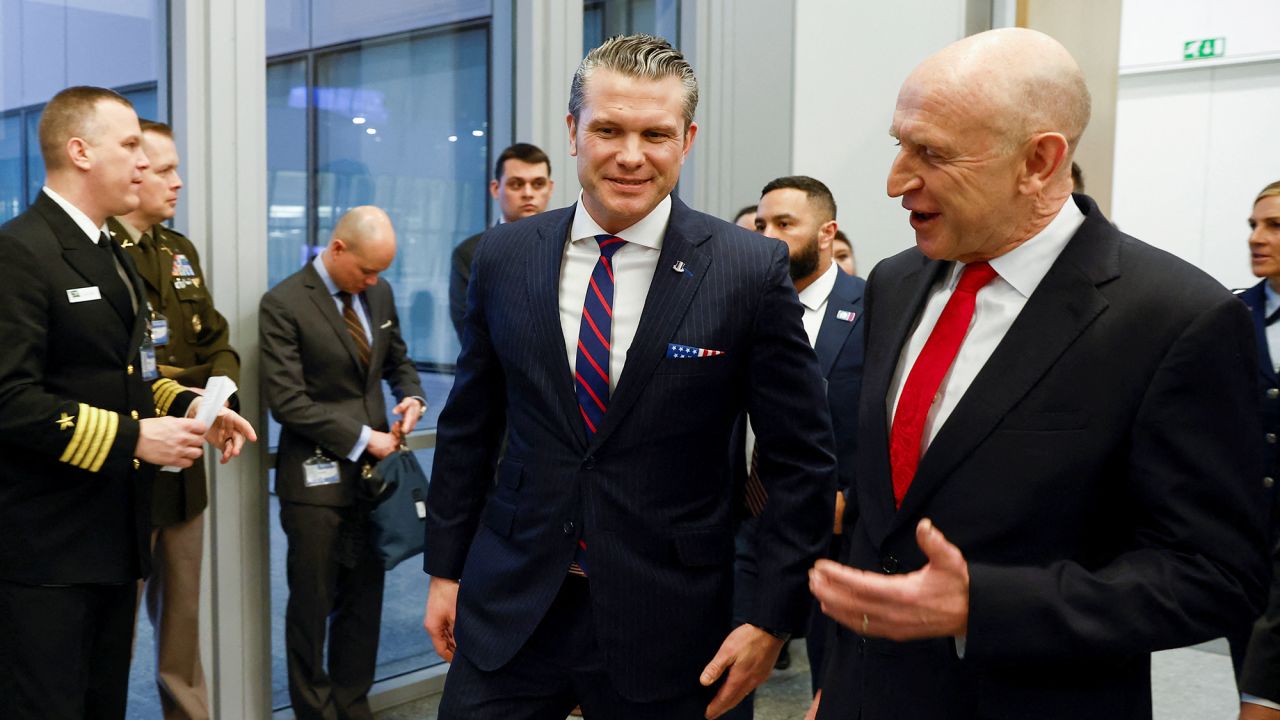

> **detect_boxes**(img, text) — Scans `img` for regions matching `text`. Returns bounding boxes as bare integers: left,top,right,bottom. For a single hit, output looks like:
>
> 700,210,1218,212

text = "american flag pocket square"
667,343,725,358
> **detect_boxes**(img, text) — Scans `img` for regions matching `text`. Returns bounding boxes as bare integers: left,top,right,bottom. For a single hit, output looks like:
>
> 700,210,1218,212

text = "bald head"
324,206,397,294
913,28,1090,153
887,29,1087,263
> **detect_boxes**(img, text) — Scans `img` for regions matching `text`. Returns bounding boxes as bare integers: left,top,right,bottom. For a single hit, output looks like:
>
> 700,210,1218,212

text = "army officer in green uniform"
108,119,238,720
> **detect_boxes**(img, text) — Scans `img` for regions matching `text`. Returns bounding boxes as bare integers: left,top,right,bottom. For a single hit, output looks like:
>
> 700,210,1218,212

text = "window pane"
25,111,41,205
121,86,161,124
267,60,311,288
314,26,489,367
0,115,22,222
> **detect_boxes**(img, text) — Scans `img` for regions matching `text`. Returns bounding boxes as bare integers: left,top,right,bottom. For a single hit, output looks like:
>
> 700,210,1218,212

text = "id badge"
150,315,170,346
303,455,341,487
139,337,159,381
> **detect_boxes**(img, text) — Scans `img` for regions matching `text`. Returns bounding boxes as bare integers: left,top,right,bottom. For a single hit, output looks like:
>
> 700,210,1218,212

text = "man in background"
107,119,238,720
0,86,253,720
730,176,864,719
733,204,757,230
831,230,856,277
261,206,426,720
449,142,554,340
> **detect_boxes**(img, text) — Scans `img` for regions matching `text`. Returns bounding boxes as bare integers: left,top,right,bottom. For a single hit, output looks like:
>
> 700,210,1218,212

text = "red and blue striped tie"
575,234,626,435
570,233,625,575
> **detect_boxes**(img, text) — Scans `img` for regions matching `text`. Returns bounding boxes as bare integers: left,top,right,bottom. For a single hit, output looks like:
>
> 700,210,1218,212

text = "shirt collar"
798,262,839,311
1266,282,1280,317
113,217,147,245
43,186,107,245
569,191,671,251
952,197,1086,298
312,253,342,297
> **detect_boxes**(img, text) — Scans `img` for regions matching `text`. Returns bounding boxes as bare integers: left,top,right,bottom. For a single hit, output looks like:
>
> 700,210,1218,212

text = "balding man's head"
324,206,397,294
917,28,1090,152
887,29,1086,263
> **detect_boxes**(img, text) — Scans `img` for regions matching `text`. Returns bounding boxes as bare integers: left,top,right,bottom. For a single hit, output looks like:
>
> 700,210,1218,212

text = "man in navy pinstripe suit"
424,34,836,719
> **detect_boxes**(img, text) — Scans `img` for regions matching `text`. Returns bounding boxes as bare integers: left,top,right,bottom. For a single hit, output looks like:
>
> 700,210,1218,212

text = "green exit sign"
1183,37,1226,61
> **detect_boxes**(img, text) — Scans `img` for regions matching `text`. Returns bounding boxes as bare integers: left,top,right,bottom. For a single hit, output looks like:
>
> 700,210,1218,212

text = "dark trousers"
0,579,135,720
439,574,716,719
280,501,386,720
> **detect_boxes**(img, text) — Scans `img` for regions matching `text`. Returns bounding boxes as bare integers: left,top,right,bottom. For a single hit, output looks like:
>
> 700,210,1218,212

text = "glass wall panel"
264,12,498,712
583,0,680,53
314,26,489,367
0,0,166,224
267,60,310,289
0,115,22,220
24,111,41,206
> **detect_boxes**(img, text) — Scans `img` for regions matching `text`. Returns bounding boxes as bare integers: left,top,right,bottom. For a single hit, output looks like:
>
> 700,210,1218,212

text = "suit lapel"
588,198,710,452
860,255,947,546
813,271,863,377
1241,283,1279,386
527,209,590,451
303,264,368,379
890,206,1118,532
364,283,389,382
37,195,135,329
114,242,150,354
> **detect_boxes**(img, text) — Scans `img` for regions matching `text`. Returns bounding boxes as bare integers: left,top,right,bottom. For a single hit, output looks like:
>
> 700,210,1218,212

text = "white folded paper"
162,375,238,472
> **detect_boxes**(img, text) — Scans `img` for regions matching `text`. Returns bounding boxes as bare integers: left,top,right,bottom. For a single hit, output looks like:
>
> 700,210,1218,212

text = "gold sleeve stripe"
58,402,91,464
67,406,101,469
86,409,118,473
152,378,183,416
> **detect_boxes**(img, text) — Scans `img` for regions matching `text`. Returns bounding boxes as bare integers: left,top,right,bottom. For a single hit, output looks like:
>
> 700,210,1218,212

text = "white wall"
1113,0,1280,289
790,0,968,276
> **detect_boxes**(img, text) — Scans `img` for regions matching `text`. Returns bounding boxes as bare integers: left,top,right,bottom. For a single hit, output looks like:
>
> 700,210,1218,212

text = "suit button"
1265,477,1276,489
563,521,576,535
1269,389,1279,400
1268,433,1277,445
583,455,596,470
130,410,139,419
132,459,141,469
880,555,899,574
127,364,135,375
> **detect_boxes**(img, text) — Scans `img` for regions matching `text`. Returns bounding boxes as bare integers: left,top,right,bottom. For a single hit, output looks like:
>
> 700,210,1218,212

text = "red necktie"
889,261,999,508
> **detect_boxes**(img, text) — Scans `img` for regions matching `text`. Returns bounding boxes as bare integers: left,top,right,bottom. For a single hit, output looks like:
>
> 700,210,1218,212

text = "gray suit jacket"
260,262,424,507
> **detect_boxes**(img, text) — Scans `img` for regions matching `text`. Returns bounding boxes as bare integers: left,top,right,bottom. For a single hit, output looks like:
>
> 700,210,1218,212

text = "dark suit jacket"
449,231,484,342
0,192,194,584
733,269,866,498
260,262,424,507
425,197,837,702
1236,280,1280,702
108,217,241,526
819,195,1269,720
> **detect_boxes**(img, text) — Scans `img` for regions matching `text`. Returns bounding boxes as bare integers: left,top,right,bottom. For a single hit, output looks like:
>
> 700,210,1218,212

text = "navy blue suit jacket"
425,197,837,702
820,195,1268,720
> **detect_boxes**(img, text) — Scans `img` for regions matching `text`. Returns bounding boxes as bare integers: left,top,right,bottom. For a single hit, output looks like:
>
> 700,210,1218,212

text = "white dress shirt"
45,186,138,313
745,261,838,465
559,193,671,392
42,186,106,244
887,199,1086,454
